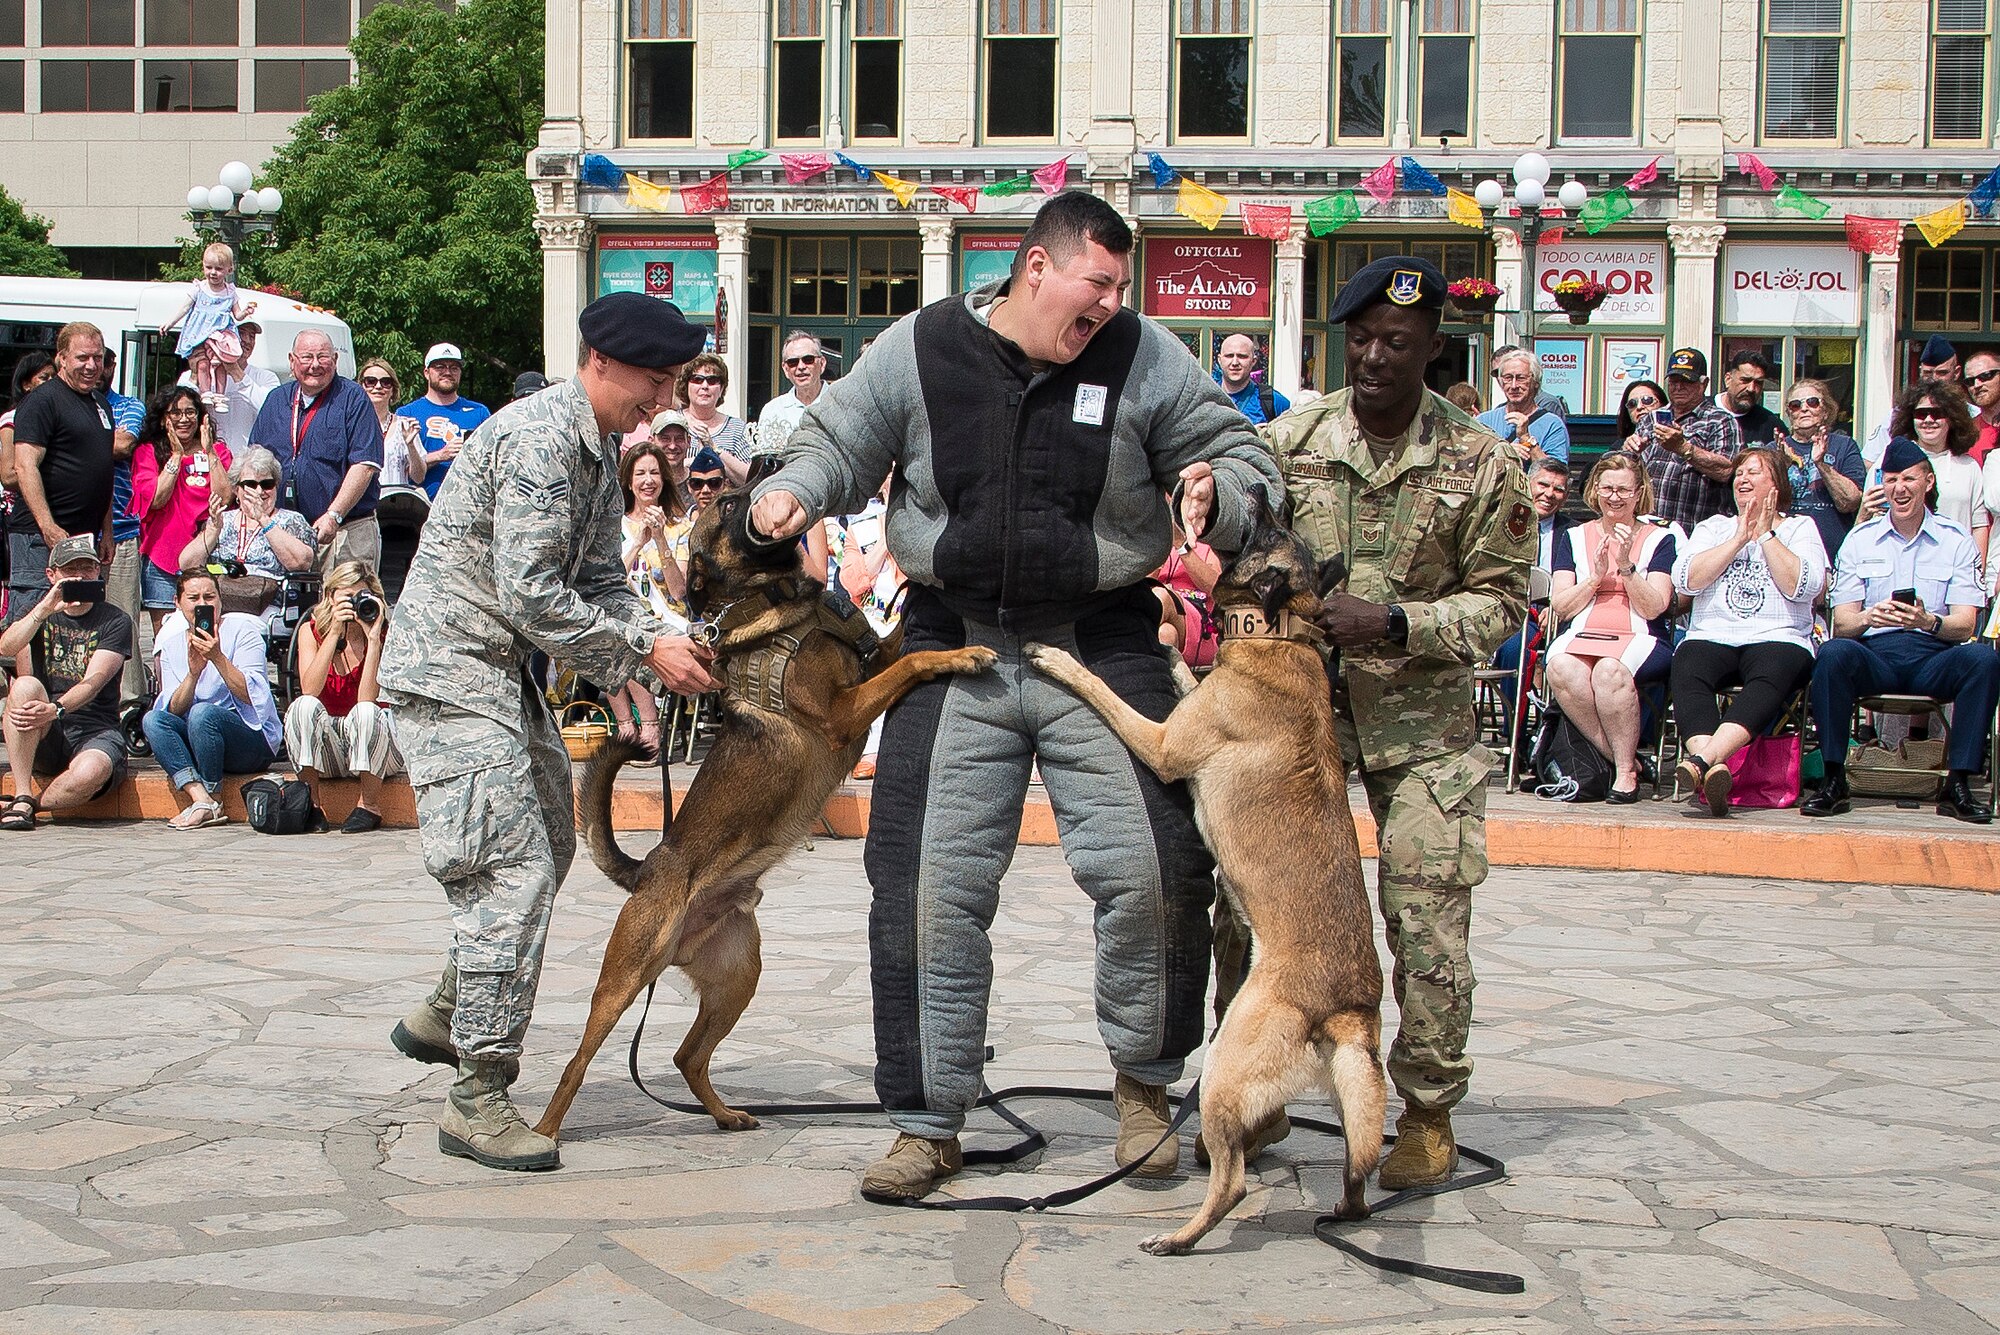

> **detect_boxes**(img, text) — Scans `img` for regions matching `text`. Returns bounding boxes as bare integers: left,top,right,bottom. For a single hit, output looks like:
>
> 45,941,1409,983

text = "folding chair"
1472,567,1552,795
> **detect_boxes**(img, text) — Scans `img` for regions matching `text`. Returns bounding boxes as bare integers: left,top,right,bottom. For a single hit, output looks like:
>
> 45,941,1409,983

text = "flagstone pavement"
2,821,1998,1333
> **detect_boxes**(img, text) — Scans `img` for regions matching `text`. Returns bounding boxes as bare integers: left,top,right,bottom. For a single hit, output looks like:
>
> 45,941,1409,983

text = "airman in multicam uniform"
380,293,716,1172
1264,255,1533,1189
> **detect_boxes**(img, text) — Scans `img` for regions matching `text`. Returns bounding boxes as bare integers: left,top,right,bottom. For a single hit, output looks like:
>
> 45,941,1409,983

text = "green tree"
0,186,79,278
224,0,544,405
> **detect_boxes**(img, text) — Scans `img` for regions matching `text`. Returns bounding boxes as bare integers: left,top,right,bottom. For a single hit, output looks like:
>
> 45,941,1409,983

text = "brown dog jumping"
535,479,995,1142
1028,489,1385,1255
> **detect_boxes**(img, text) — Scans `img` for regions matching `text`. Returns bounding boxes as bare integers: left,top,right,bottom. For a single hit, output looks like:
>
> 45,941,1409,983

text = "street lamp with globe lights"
1472,154,1591,351
185,161,283,256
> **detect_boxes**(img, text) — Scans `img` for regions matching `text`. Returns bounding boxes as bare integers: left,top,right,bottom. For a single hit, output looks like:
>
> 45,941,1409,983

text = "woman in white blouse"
1669,447,1829,816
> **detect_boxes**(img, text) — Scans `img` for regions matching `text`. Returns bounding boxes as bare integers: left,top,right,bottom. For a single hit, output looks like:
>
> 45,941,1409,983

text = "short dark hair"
174,568,218,597
1011,190,1133,284
1725,349,1773,378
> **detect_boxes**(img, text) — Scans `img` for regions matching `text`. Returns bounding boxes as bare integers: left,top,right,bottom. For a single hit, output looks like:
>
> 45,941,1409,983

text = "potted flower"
1550,277,1609,324
1448,277,1502,318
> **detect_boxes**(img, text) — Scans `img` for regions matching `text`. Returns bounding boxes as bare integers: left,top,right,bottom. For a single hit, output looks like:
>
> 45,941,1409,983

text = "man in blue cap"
1805,435,1996,823
1261,254,1534,1188
381,291,720,1171
1920,334,1962,388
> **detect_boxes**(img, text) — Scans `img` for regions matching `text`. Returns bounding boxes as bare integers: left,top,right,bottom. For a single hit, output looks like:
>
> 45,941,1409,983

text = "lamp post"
1472,154,1590,352
185,161,284,256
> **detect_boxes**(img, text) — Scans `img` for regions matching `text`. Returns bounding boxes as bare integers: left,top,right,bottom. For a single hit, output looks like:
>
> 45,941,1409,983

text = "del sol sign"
1533,241,1665,326
1143,238,1273,320
1722,243,1861,327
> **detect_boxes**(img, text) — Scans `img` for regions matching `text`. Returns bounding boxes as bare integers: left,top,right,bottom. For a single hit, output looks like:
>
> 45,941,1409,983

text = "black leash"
623,983,1522,1292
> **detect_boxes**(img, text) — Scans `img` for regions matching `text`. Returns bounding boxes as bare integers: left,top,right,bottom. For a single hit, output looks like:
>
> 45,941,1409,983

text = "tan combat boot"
1378,1105,1457,1189
859,1133,962,1200
1195,1110,1292,1168
1113,1073,1180,1177
437,1059,560,1171
391,964,519,1085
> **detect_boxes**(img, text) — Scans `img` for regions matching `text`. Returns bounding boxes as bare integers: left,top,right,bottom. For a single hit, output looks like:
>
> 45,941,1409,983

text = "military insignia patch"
1507,501,1533,542
513,475,571,513
1387,269,1423,305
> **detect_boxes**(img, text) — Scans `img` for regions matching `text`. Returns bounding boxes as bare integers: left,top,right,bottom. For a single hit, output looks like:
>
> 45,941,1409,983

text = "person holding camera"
143,568,281,829
284,560,401,832
0,536,134,829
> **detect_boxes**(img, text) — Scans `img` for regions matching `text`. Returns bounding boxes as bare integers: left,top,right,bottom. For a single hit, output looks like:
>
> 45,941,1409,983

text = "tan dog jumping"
1028,490,1385,1254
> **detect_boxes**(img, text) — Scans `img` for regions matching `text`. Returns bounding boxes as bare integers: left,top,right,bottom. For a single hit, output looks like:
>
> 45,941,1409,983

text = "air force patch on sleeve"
1388,269,1424,306
513,474,571,513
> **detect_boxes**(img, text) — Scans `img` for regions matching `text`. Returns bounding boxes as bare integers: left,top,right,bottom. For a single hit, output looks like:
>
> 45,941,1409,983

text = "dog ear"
1246,484,1270,527
1315,553,1347,597
745,454,785,486
1249,566,1292,623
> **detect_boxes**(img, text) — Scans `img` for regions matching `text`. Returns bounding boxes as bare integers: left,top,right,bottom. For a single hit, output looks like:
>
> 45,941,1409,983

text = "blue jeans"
143,703,277,795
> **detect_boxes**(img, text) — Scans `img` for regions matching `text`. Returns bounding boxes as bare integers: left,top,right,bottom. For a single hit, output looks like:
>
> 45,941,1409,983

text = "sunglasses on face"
238,478,277,490
688,375,723,386
783,355,819,368
1912,408,1947,421
1969,369,2000,386
1628,397,1659,410
687,476,725,490
360,376,396,389
1786,396,1822,410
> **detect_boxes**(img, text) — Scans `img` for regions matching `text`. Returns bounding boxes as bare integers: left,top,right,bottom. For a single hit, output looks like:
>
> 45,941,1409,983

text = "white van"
0,276,356,400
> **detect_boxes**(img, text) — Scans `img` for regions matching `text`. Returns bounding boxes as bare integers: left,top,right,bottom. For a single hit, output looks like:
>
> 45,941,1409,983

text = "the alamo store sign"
1143,239,1274,320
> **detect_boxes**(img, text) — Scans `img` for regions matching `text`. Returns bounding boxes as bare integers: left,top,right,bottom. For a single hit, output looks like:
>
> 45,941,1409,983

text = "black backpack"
243,775,320,835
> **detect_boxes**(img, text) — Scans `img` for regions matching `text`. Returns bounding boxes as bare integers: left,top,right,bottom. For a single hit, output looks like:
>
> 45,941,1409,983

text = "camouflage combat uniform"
380,377,665,1061
1264,387,1533,1112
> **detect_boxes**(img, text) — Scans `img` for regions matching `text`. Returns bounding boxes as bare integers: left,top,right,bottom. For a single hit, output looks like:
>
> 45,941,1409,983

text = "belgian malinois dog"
535,474,996,1142
1027,489,1385,1255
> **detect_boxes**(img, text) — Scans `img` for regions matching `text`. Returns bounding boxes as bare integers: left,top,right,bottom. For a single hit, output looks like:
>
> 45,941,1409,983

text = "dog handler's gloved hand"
750,489,810,542
1314,591,1394,648
647,634,718,695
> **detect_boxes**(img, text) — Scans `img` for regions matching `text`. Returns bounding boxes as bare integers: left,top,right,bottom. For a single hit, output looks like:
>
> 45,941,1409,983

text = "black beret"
1328,255,1448,324
578,292,709,369
1881,436,1931,475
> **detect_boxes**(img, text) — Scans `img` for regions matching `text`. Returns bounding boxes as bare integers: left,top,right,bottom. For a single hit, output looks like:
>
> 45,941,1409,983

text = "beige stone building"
536,0,2000,432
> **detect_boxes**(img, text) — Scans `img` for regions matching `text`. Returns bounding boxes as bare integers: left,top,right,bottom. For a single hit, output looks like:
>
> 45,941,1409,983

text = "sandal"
1700,762,1734,818
0,794,39,831
1673,754,1709,803
170,799,227,831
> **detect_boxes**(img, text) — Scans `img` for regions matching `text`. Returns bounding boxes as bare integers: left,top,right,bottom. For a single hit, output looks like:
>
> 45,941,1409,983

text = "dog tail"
579,738,649,894
1324,1014,1387,1217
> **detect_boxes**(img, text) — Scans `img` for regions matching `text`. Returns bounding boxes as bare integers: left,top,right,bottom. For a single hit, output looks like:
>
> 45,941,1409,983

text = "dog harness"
709,582,889,714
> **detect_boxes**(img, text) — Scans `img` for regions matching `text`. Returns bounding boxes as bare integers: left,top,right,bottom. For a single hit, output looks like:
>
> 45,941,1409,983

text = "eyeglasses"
783,355,820,367
238,478,277,490
166,407,201,419
1911,407,1947,421
687,476,725,491
293,353,335,366
1596,485,1638,497
360,375,397,389
1970,369,2000,386
1786,396,1822,410
688,374,723,386
1626,397,1659,410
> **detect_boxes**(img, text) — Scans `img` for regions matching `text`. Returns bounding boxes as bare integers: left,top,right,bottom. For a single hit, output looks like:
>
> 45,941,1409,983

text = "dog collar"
1219,606,1323,644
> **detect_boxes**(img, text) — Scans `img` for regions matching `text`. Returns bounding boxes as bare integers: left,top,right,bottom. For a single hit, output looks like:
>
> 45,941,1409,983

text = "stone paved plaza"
1,821,1997,1333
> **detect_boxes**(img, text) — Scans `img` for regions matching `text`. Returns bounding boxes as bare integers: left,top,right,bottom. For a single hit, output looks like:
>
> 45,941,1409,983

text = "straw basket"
560,702,614,764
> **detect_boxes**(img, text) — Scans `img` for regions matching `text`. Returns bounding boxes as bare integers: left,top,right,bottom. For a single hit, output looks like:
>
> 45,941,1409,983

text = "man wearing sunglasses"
381,293,717,1173
754,331,830,453
1962,350,2000,466
683,446,727,512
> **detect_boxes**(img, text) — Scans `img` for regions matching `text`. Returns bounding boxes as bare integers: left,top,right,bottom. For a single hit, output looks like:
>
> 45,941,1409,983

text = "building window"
1175,0,1250,140
0,61,21,112
788,237,850,317
41,59,135,111
147,0,237,45
1558,0,1639,140
851,0,899,140
253,58,349,111
146,58,238,110
984,0,1056,140
1909,246,1987,329
1418,0,1473,140
627,0,694,141
0,0,22,46
44,0,136,46
774,0,822,141
1762,0,1844,141
1932,0,1990,143
1334,0,1389,142
256,0,349,44
858,237,919,316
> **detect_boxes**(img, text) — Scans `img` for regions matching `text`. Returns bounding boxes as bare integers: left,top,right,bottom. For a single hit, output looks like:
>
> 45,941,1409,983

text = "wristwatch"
1932,613,1946,637
1384,604,1409,645
327,510,346,527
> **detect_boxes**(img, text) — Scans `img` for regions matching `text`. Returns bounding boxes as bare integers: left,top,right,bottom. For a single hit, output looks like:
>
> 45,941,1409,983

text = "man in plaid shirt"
1639,347,1743,533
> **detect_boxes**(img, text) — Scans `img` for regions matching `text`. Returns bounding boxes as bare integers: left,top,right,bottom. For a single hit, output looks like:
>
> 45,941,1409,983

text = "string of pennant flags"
580,150,1074,214
581,146,1998,255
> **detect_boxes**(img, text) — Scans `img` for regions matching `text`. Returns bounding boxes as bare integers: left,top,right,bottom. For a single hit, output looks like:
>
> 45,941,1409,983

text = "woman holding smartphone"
142,569,281,829
1544,453,1678,802
1615,379,1671,456
129,387,232,636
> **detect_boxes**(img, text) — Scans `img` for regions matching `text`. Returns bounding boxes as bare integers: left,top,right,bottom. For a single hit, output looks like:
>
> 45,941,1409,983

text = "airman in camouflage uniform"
1264,256,1533,1188
380,293,716,1171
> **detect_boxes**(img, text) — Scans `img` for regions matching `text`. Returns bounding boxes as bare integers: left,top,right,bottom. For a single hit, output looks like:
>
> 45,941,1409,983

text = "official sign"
1721,243,1861,327
959,235,1022,293
1533,241,1665,326
596,234,719,317
1142,239,1273,320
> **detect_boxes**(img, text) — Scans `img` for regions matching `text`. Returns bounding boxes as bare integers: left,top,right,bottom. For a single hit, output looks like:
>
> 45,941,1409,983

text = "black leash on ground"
623,984,1521,1293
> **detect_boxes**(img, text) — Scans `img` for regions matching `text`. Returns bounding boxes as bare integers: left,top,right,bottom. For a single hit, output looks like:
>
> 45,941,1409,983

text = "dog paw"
1024,643,1077,677
1139,1232,1190,1257
714,1109,761,1131
950,647,1000,674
